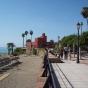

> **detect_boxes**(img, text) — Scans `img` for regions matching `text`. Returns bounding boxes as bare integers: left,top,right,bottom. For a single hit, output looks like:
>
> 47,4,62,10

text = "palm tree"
80,22,83,35
50,40,54,48
7,43,15,55
7,43,10,55
50,40,54,45
30,30,33,50
22,33,25,48
25,31,28,42
81,7,88,27
30,30,33,42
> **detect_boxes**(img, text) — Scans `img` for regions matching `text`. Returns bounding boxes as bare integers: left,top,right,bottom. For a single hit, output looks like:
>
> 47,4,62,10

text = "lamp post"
77,22,80,63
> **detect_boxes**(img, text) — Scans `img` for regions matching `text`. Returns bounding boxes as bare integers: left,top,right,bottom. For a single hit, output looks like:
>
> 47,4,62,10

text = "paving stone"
52,60,88,88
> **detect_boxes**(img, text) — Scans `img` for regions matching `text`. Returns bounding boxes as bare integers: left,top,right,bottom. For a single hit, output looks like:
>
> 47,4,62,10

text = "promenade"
0,55,43,88
49,53,88,88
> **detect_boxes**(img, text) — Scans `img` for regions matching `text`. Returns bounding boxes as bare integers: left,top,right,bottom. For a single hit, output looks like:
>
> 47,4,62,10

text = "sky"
0,0,88,47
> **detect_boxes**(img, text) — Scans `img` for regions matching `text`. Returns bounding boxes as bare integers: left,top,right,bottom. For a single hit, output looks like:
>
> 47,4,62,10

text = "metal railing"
43,51,60,88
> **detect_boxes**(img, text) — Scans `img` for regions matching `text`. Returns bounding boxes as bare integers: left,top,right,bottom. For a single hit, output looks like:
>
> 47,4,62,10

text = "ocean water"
0,47,8,54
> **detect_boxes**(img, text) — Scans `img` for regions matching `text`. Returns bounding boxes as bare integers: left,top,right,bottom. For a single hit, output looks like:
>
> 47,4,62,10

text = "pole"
31,35,32,48
81,25,82,35
79,47,81,59
31,35,32,54
77,29,80,63
26,35,27,42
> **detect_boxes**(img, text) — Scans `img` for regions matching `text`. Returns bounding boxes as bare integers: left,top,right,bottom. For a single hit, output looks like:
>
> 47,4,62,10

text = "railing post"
43,49,58,88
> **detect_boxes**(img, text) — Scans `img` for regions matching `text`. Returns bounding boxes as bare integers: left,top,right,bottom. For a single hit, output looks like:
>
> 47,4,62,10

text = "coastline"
0,47,8,56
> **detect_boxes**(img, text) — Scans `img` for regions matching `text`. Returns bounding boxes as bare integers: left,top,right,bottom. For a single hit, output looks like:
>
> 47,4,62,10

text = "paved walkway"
0,55,43,88
52,60,88,88
48,53,88,88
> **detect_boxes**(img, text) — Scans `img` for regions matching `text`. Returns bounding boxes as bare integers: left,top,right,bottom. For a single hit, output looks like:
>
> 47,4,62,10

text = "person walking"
64,46,68,60
59,48,63,59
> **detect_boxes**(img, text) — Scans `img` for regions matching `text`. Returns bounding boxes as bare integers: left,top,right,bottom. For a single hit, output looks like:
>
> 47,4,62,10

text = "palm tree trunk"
30,30,33,54
23,37,24,48
8,48,10,55
31,35,32,46
81,26,82,35
26,35,27,42
87,18,88,29
12,47,13,55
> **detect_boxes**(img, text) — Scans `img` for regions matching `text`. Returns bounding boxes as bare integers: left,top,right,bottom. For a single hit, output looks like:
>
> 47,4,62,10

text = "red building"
26,33,54,49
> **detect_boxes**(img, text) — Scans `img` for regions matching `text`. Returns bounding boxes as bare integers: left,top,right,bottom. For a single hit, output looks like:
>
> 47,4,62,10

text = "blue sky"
0,0,88,47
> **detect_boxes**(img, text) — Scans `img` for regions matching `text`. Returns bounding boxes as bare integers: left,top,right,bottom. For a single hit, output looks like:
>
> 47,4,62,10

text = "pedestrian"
64,46,68,59
59,48,63,59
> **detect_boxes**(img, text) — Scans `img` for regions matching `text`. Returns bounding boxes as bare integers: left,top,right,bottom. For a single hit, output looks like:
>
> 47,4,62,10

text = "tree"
25,31,28,42
7,43,15,55
26,39,31,42
22,33,25,47
61,34,77,47
30,30,33,48
80,31,88,48
54,43,60,53
14,48,24,55
30,30,33,42
50,40,54,45
60,31,88,51
81,7,88,27
80,22,83,35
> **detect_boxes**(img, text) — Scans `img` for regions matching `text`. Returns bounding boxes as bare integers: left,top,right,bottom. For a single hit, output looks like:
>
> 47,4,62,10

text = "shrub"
14,48,24,55
32,48,37,55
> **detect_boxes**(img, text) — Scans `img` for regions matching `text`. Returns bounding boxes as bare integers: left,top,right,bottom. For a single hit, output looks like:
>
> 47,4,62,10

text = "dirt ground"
0,55,43,88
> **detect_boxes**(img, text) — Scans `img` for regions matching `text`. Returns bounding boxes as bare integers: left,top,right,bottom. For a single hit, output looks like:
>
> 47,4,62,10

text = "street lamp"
77,22,80,63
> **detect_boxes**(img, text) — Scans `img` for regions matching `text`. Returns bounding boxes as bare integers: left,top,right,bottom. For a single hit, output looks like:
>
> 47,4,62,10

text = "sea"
0,47,8,56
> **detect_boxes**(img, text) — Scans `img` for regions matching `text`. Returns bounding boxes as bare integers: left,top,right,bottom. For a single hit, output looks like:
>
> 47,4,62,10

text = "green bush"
14,48,24,55
32,48,37,55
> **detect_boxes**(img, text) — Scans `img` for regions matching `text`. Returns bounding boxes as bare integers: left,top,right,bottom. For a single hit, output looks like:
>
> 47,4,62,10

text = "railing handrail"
47,57,57,88
44,51,59,88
